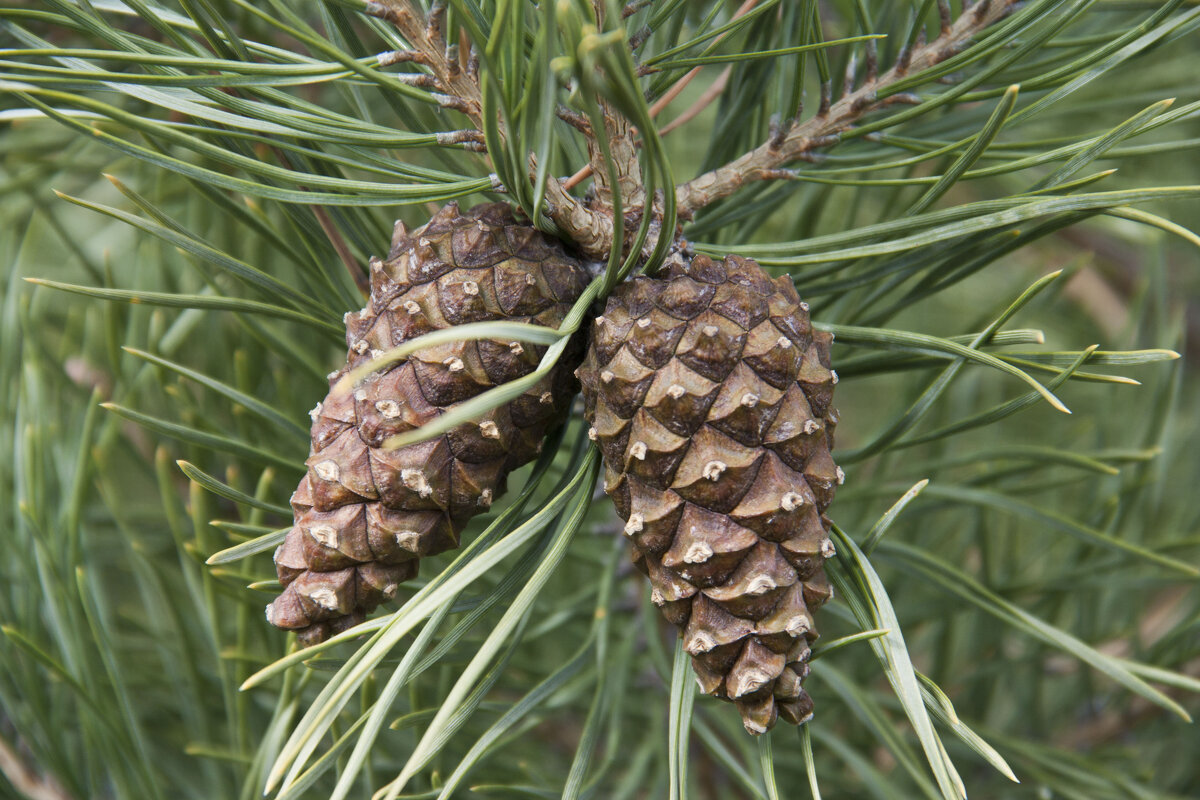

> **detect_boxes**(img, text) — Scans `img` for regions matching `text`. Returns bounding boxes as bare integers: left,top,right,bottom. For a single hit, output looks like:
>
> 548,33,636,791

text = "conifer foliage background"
2,1,1199,798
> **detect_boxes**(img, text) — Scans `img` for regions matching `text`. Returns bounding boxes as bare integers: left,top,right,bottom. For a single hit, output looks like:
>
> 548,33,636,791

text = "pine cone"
577,253,841,734
267,203,590,645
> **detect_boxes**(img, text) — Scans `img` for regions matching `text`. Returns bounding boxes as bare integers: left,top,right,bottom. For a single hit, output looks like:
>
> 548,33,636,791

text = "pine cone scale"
267,203,588,645
579,253,839,735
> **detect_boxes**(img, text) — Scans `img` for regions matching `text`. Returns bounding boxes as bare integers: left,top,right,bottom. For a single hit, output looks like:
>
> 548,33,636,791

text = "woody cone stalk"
267,203,590,645
578,253,841,734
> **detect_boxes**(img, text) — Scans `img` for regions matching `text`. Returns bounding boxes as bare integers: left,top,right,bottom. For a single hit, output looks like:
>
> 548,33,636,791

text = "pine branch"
675,0,1020,216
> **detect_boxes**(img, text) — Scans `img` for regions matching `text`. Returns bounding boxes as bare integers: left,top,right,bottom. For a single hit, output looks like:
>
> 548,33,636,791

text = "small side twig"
0,734,71,800
436,129,486,150
864,38,879,84
313,206,368,296
556,107,593,136
658,66,732,136
627,25,652,51
426,0,446,46
266,146,368,295
394,73,441,89
376,49,429,66
841,53,858,101
938,0,954,35
622,0,654,19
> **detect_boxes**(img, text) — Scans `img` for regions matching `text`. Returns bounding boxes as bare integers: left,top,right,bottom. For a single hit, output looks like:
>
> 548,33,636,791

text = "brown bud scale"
578,253,839,734
268,203,589,645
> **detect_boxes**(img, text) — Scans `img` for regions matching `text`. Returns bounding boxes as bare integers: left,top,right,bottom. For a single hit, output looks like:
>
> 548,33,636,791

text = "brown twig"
560,159,593,193
0,734,71,800
674,0,1019,216
658,66,732,136
647,0,759,114
622,0,654,20
1051,586,1199,750
313,206,369,296
376,49,430,66
261,146,369,296
556,106,593,136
